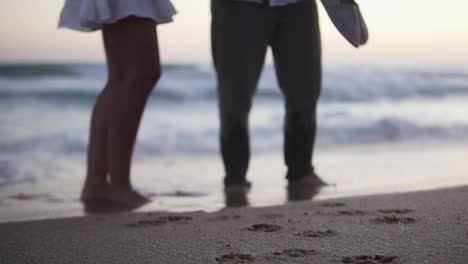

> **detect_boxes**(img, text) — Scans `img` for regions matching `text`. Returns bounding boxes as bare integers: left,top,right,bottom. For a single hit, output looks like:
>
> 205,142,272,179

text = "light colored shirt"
234,0,302,7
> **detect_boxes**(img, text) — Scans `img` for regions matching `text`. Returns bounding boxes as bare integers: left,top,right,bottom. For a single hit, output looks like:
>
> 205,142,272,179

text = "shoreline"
1,141,467,223
1,186,467,263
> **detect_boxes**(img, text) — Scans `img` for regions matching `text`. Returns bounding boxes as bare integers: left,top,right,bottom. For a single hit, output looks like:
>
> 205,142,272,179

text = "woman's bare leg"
82,88,110,198
82,17,160,206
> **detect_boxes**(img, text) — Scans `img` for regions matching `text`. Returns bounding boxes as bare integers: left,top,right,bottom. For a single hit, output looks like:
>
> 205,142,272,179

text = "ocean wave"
0,90,191,104
0,64,77,78
0,64,468,102
318,118,468,145
2,64,468,189
0,116,468,188
2,116,468,156
162,64,199,71
1,80,467,104
1,64,468,103
0,63,204,79
93,120,468,151
3,87,468,104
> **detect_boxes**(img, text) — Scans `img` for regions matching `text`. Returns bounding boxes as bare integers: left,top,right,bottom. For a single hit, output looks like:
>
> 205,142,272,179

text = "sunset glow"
0,0,467,67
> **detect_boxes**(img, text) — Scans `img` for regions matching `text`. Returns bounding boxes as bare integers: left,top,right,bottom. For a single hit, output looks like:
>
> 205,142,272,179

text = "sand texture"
1,186,468,264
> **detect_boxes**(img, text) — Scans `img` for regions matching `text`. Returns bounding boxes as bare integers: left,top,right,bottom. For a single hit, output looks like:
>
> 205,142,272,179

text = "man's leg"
271,0,322,182
211,0,271,186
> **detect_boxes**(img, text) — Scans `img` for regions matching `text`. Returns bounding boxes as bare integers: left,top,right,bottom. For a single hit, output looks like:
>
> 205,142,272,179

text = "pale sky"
0,0,467,67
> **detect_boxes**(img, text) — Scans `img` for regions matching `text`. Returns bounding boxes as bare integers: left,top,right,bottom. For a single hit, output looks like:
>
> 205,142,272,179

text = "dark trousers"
211,0,322,186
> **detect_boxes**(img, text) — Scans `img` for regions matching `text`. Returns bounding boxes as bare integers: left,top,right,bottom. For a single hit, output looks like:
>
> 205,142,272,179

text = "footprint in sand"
215,253,255,263
294,230,338,238
162,216,193,222
341,255,398,264
370,215,417,224
338,210,368,216
320,202,346,208
248,223,282,232
209,215,242,222
378,209,413,214
272,248,317,258
126,215,192,228
257,213,285,220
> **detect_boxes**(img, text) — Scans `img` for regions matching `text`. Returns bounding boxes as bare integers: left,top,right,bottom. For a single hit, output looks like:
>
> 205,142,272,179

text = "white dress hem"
58,0,176,32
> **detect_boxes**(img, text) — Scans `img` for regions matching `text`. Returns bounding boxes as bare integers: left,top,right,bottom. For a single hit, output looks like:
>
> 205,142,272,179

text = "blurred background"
0,0,467,220
1,0,468,66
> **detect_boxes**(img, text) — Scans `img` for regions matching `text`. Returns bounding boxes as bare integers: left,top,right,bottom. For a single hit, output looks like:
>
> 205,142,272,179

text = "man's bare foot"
224,182,251,207
288,171,327,188
287,172,326,201
106,186,150,207
224,181,251,193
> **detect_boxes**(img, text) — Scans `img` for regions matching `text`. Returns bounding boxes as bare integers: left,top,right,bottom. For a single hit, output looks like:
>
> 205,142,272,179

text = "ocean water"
0,63,468,218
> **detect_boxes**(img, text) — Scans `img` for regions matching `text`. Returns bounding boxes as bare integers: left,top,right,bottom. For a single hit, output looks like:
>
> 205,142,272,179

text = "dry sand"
1,186,467,264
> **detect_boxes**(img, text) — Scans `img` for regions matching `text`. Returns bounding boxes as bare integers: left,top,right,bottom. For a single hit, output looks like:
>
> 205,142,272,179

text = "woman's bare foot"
81,184,150,213
80,183,109,201
81,183,149,208
106,186,150,207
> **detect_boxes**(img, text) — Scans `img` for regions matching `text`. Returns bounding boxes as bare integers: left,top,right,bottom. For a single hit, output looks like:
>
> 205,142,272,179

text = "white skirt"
58,0,177,32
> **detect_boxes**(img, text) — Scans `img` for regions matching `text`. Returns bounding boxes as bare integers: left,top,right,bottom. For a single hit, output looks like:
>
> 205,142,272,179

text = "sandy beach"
1,186,467,263
1,0,468,262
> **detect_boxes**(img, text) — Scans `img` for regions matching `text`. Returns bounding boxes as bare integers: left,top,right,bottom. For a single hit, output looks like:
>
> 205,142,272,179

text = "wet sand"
1,186,467,263
1,142,468,223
